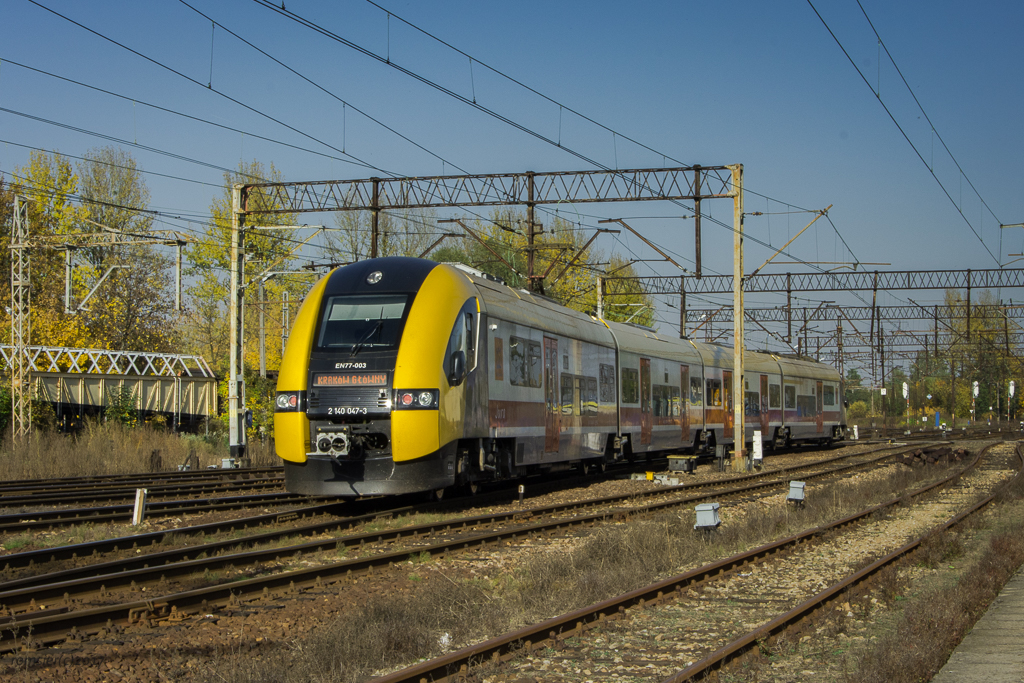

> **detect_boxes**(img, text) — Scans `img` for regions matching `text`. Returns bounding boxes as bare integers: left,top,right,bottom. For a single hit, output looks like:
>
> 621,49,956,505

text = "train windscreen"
317,294,410,351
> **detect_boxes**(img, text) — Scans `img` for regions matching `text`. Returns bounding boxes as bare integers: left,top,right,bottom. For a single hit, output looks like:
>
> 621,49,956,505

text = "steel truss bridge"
0,346,217,431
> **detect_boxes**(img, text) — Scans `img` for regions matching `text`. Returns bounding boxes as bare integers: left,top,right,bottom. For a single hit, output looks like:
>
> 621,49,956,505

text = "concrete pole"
370,178,380,259
229,185,247,458
693,165,702,278
259,278,266,378
175,242,183,311
731,164,745,472
282,290,290,356
679,277,686,338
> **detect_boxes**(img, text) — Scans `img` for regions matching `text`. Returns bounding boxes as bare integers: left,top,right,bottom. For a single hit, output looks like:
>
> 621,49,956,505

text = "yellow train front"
274,257,479,497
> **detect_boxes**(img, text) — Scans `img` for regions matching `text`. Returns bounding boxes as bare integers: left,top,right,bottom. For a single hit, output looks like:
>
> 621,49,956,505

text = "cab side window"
445,299,478,385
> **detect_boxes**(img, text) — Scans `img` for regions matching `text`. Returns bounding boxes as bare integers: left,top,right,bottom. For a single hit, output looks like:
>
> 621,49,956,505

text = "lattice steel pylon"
11,197,31,438
7,200,189,438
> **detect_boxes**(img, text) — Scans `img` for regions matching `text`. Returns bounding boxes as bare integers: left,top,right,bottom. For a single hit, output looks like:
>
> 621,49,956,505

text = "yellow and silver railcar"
274,257,846,497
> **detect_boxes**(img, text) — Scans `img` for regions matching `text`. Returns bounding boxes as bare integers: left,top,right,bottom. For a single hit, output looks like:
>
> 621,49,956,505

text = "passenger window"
706,378,722,407
689,377,703,406
769,383,781,409
599,364,616,403
621,368,639,404
586,377,599,414
509,336,542,388
527,341,542,388
561,374,575,414
784,385,796,410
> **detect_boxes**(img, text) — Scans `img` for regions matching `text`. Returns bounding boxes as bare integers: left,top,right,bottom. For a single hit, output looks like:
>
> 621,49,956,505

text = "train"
274,257,847,497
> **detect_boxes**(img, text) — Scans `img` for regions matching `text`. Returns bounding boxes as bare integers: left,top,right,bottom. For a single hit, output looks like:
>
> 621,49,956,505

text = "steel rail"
662,441,1024,682
0,468,283,496
0,502,355,571
0,447,900,611
363,443,998,683
0,491,325,533
0,458,665,573
0,442,945,646
0,442,903,581
0,478,286,508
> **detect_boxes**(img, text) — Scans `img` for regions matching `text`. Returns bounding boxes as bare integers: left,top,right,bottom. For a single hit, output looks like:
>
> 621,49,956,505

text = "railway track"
368,440,1021,683
0,466,283,494
0,439,972,653
0,438,861,534
0,477,287,509
0,490,324,533
0,439,915,577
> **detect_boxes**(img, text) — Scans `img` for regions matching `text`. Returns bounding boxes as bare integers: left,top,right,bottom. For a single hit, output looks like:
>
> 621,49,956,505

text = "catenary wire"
0,58,379,174
175,1,470,176
26,0,392,179
806,0,1000,266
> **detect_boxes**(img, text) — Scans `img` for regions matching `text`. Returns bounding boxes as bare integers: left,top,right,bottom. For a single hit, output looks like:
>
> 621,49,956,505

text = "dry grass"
214,461,956,682
0,422,249,480
847,467,1024,683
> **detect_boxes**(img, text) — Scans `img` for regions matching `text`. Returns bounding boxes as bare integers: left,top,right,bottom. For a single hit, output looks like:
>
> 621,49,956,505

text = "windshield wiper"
350,320,383,358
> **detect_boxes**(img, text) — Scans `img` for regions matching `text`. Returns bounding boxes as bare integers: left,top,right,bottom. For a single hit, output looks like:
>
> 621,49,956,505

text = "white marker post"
132,488,148,526
752,430,763,467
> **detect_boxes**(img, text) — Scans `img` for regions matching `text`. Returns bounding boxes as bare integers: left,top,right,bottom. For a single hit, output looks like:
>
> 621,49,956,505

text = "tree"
77,146,153,264
844,368,869,405
5,149,179,353
186,160,316,441
74,147,179,351
326,208,438,262
11,151,90,348
187,159,313,377
423,208,654,325
105,385,139,428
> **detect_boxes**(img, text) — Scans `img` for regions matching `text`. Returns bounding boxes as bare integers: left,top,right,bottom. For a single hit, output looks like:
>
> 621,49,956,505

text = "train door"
680,365,690,442
816,380,824,433
544,337,560,452
760,375,770,436
640,358,652,445
723,370,734,432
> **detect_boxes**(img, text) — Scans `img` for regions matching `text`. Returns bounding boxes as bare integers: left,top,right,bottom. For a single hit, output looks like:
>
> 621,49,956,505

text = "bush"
105,385,138,428
847,400,868,419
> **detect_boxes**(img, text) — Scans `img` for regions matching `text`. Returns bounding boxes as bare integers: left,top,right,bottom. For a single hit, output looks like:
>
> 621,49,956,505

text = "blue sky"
2,0,1022,353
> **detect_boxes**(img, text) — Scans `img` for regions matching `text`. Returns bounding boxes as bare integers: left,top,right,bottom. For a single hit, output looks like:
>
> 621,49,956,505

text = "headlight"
393,389,438,410
274,391,304,412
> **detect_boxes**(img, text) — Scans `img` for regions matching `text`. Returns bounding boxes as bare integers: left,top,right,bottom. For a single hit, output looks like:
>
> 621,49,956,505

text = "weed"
206,454,973,683
0,421,228,479
850,501,1024,682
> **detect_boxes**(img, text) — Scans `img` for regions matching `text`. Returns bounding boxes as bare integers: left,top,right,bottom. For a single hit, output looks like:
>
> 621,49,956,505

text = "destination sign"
313,372,388,387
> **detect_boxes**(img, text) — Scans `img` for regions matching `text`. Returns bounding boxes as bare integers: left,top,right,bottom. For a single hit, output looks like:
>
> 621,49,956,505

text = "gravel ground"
0,441,978,683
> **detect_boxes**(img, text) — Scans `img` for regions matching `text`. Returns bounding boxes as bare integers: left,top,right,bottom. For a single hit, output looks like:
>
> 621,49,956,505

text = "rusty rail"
0,440,940,651
662,441,1023,682
366,443,999,683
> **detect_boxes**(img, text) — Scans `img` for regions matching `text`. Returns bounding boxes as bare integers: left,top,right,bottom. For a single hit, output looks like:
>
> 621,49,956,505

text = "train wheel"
425,487,446,503
463,481,479,496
